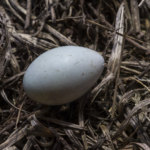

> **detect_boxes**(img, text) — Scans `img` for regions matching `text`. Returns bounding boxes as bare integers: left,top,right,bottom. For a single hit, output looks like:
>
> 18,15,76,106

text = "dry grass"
0,0,150,150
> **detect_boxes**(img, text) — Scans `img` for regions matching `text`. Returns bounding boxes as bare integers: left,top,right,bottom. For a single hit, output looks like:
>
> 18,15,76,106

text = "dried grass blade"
24,0,32,29
113,99,150,140
0,125,28,149
130,0,141,33
100,125,115,150
28,114,54,137
44,24,77,46
118,88,145,119
90,73,114,104
0,89,27,112
49,127,73,150
40,117,86,130
128,142,150,150
0,25,11,81
64,128,83,149
12,32,58,51
78,96,88,149
124,107,150,147
112,31,126,118
5,0,25,23
107,2,124,77
23,138,33,150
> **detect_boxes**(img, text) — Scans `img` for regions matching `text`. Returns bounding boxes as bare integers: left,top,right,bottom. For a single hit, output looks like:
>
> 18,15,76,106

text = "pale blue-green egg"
23,46,104,105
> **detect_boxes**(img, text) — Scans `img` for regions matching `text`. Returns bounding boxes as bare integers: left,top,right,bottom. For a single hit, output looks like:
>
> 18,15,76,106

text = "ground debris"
0,0,150,149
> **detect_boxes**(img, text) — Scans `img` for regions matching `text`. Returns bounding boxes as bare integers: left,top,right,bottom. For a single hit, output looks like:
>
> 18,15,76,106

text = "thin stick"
130,77,150,92
25,0,32,29
111,32,126,118
86,19,150,47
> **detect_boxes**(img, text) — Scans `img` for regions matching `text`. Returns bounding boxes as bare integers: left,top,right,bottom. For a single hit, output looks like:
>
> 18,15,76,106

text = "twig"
111,32,126,118
86,19,150,51
25,0,32,29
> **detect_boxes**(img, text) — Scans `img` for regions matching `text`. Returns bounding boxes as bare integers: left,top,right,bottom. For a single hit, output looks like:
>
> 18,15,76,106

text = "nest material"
0,0,150,150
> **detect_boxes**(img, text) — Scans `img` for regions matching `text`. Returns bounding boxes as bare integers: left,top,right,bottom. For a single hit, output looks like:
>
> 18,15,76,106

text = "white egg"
23,46,104,105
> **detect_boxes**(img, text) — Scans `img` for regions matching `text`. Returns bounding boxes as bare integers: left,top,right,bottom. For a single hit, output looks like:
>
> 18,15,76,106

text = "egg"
23,46,104,105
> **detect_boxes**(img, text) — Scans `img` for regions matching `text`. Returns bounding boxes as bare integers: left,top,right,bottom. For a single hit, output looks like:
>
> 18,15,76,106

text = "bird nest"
0,0,150,150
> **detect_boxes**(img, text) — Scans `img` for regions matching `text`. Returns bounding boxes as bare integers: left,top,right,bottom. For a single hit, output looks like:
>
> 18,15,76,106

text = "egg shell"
23,46,104,105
